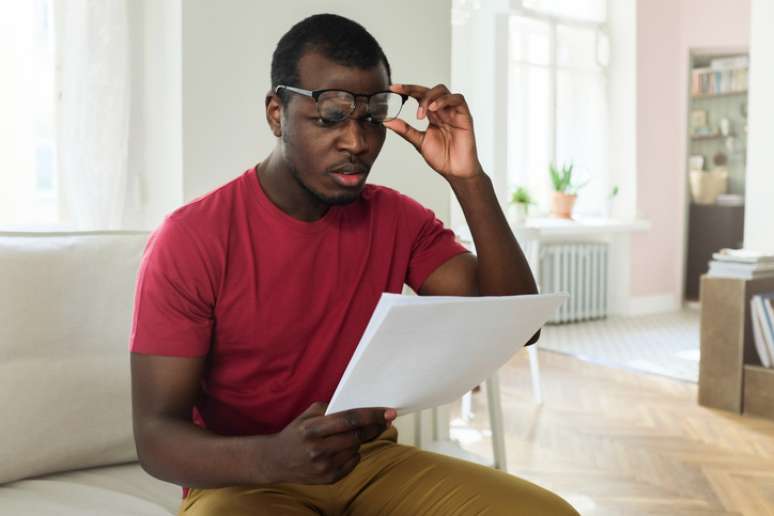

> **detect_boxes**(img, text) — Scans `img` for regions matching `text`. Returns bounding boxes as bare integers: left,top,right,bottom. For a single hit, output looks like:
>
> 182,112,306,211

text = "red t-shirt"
130,167,468,440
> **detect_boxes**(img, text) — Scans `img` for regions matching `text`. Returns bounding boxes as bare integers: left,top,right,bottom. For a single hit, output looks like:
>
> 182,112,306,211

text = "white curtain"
55,0,132,230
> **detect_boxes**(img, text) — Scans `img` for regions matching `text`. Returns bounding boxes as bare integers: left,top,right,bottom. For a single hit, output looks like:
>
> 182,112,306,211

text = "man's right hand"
258,402,397,485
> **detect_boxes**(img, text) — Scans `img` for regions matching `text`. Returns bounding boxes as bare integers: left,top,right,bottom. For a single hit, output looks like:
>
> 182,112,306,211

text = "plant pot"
689,169,728,205
508,203,529,226
551,192,577,219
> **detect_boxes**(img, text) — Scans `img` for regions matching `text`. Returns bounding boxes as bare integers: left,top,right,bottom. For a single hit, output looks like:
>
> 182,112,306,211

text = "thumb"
383,118,424,151
298,401,328,420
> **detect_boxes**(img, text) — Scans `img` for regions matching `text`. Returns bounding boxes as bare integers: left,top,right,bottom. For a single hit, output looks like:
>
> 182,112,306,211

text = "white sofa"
0,230,448,514
0,231,181,515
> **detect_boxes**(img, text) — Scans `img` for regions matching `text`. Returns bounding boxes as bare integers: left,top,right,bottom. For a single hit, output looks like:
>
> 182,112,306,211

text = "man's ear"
265,91,283,138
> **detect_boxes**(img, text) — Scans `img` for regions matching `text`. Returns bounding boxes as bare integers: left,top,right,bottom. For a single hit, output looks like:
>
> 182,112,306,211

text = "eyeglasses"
274,85,409,124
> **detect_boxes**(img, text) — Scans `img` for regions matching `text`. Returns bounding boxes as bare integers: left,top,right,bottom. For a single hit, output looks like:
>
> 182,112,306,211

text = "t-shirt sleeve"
129,216,216,357
400,193,470,293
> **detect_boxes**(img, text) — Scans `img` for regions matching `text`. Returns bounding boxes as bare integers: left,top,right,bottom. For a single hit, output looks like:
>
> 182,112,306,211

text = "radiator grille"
539,242,608,324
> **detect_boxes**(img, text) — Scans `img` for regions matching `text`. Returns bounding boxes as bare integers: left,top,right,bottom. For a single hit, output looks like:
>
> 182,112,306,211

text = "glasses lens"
369,92,404,122
318,91,354,122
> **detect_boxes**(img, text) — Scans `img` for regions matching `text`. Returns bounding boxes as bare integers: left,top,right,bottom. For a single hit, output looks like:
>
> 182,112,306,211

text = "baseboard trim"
622,294,682,316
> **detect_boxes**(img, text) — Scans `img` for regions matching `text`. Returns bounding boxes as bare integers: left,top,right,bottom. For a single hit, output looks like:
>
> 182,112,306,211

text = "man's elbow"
132,420,167,482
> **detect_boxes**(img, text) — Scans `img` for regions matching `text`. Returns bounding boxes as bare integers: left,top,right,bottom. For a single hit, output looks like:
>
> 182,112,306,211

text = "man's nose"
337,114,369,155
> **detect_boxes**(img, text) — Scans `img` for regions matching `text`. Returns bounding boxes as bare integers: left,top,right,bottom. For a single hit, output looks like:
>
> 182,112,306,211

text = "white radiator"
538,242,608,324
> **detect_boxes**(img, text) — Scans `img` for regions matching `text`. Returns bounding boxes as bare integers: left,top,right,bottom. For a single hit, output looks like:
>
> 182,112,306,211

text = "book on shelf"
710,56,749,70
751,297,772,367
751,294,774,368
691,66,748,96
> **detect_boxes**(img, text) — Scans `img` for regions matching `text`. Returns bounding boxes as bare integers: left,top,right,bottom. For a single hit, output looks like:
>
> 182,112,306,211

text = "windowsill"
511,217,651,237
454,217,650,245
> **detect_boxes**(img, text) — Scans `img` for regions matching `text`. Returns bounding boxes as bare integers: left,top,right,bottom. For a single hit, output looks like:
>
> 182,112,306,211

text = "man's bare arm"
131,353,265,488
131,353,395,488
384,83,539,343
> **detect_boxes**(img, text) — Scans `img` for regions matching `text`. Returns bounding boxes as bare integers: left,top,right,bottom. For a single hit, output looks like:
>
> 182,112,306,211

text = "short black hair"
271,14,392,104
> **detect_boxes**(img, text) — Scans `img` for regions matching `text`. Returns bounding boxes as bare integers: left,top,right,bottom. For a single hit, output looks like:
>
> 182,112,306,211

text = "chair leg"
485,373,507,471
461,391,473,421
528,344,543,405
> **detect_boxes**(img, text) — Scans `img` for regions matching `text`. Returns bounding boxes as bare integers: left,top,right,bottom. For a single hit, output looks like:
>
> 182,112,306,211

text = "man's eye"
316,117,337,127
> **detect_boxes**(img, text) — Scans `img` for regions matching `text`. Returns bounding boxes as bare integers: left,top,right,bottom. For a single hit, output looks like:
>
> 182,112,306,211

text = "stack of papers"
326,292,567,415
708,249,774,280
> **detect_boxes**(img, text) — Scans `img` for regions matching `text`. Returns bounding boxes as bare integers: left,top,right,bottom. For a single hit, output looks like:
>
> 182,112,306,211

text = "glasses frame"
274,85,409,124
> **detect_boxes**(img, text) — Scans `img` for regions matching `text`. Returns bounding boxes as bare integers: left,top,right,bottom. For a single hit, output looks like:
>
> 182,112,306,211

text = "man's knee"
499,479,579,515
179,487,316,516
399,450,578,515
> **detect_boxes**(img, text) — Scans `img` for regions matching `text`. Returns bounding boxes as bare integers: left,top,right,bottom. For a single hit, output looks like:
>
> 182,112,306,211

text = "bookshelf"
692,90,748,100
698,275,774,420
690,133,729,141
684,52,749,302
687,53,748,195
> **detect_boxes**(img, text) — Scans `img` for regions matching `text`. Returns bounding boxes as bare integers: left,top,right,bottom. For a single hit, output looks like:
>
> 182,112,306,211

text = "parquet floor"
453,350,774,515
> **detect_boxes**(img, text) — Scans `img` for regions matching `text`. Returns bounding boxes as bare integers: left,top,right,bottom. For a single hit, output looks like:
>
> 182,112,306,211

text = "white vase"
508,203,529,226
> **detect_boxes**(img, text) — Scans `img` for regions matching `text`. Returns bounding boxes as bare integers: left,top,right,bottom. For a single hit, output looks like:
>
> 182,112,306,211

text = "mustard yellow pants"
178,427,578,515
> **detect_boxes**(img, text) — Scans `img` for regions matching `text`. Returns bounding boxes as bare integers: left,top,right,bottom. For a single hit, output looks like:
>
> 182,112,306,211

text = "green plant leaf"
510,186,534,205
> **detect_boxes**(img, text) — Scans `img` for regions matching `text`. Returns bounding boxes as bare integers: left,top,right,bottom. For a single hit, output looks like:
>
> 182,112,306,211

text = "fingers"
390,83,457,120
328,448,361,482
300,407,390,439
382,118,424,151
317,430,361,456
306,436,361,484
298,401,328,420
384,408,397,422
428,93,467,114
355,423,388,443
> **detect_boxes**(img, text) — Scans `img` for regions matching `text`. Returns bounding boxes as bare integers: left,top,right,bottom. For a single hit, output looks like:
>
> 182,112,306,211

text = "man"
130,13,578,516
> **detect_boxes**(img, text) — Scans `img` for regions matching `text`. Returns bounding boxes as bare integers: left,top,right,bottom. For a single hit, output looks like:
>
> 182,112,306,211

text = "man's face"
277,52,389,205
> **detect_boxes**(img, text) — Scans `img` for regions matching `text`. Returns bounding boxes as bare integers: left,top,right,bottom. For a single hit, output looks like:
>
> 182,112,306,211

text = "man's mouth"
330,170,367,187
329,164,368,188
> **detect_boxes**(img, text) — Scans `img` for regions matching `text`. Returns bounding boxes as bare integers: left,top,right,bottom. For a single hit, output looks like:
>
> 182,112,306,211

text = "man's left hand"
383,83,482,181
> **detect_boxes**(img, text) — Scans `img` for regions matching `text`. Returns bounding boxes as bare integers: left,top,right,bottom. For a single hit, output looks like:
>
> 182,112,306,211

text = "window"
0,0,58,227
507,0,609,216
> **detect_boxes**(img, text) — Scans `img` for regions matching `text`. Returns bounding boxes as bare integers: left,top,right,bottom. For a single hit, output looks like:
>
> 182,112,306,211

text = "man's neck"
256,152,330,222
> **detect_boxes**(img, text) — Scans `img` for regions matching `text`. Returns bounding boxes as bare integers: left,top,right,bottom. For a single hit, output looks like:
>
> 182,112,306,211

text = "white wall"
126,0,183,230
449,0,510,231
744,0,774,253
631,0,750,310
607,0,637,221
180,0,453,224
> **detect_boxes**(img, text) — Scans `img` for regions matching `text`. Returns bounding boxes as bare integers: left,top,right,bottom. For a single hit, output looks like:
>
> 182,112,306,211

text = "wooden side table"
698,274,774,419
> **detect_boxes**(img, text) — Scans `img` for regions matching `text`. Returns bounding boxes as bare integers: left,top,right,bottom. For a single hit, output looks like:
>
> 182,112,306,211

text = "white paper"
326,292,568,415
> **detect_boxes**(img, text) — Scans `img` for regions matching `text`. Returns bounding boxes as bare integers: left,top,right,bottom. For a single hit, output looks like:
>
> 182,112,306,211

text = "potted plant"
508,186,534,225
549,162,587,219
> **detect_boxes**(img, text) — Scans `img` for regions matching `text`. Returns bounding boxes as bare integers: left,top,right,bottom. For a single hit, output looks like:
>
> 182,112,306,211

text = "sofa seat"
0,462,181,515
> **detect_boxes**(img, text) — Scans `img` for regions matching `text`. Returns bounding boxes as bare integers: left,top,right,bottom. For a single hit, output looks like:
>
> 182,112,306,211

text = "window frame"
507,1,609,214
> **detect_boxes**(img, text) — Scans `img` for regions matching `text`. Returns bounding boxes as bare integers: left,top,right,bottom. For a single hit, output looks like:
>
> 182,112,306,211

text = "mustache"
327,161,370,175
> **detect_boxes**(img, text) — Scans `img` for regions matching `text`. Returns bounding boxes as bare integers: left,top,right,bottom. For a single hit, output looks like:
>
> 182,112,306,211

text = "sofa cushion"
0,231,150,484
0,462,180,515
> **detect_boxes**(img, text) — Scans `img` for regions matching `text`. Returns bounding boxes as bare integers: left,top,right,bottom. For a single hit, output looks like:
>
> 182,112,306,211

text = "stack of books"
708,249,774,280
691,56,749,96
751,293,774,368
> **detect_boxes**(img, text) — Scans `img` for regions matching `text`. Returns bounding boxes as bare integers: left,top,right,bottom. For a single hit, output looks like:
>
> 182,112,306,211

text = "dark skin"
131,51,538,489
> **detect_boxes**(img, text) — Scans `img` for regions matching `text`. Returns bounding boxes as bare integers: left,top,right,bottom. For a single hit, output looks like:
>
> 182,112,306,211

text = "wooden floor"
456,350,774,516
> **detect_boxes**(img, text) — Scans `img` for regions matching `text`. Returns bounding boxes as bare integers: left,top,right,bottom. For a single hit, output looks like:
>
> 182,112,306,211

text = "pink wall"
631,0,750,299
